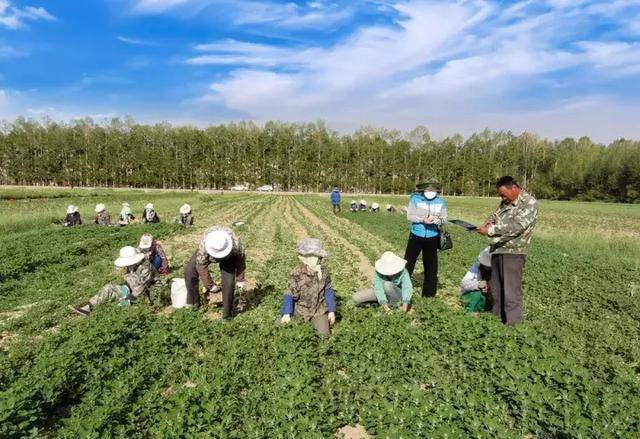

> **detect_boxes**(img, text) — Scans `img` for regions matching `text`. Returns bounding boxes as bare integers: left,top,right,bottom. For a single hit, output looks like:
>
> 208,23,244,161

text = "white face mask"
424,191,437,200
299,255,322,279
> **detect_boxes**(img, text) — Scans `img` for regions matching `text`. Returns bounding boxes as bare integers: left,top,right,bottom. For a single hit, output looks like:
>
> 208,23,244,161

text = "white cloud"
0,1,56,29
117,35,160,46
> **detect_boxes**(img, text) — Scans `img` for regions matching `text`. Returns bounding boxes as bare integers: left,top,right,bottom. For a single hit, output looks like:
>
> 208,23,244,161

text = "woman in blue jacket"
404,181,447,297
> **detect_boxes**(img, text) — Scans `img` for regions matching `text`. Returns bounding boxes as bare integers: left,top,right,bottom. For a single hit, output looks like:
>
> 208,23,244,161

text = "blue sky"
1,0,639,142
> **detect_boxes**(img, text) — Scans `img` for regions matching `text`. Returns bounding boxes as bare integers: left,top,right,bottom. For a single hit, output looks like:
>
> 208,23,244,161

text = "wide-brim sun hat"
67,205,78,214
122,202,130,207
204,230,233,259
386,204,392,209
297,238,329,258
139,234,153,250
478,247,492,267
360,200,367,205
95,203,106,213
375,251,407,276
114,246,146,268
145,203,154,210
180,204,191,214
372,203,380,209
350,200,356,204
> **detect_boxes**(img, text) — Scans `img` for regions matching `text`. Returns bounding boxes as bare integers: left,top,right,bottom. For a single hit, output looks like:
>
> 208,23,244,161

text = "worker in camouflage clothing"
184,225,246,318
280,238,337,335
477,176,538,325
94,203,111,225
69,246,158,316
174,204,195,227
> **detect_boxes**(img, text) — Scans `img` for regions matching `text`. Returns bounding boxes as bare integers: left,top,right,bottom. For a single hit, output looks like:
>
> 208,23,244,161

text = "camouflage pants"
90,284,128,307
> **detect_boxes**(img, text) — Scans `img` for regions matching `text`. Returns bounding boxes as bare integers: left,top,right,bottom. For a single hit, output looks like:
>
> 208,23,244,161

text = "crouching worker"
353,252,412,312
184,226,246,318
64,205,82,227
350,200,358,213
69,246,157,316
370,203,380,213
142,203,160,223
280,238,336,335
138,233,169,275
386,204,396,213
117,202,136,226
94,203,111,225
174,204,195,227
460,247,493,313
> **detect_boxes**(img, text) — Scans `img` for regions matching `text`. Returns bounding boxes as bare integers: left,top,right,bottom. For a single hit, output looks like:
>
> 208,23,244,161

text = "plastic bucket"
171,278,189,309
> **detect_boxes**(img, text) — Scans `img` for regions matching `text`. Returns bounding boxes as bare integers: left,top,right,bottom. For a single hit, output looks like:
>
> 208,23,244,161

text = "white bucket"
171,278,189,309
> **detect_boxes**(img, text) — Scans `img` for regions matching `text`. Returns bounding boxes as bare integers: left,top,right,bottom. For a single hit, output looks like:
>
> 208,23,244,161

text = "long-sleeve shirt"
330,190,341,204
373,268,413,305
280,265,335,320
94,211,111,225
123,260,157,299
487,191,538,255
174,213,195,227
142,209,160,223
406,193,447,238
64,212,82,226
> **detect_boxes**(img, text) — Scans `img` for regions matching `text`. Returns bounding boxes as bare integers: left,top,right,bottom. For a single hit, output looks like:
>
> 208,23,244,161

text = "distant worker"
386,204,396,213
69,246,158,316
64,205,82,227
280,238,336,335
142,203,160,224
460,248,492,313
352,251,412,313
138,233,169,275
184,226,246,319
350,200,358,213
370,202,380,213
117,202,136,226
94,203,111,226
174,204,195,227
330,187,342,214
477,176,538,326
359,199,367,211
404,181,447,298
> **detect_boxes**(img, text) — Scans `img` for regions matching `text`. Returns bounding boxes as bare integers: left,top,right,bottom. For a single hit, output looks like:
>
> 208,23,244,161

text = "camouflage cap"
416,181,441,192
297,238,328,258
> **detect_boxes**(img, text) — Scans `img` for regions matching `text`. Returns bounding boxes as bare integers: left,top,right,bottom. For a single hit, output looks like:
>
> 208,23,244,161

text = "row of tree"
0,117,639,202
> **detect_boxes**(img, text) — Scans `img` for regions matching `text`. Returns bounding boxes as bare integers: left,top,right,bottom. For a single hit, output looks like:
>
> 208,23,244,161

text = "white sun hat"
94,203,106,213
114,246,146,268
375,251,407,277
180,204,191,214
139,234,153,250
145,203,154,210
351,200,356,204
478,247,492,267
67,205,78,214
204,230,233,259
360,199,367,205
371,203,380,209
122,202,130,207
386,204,392,209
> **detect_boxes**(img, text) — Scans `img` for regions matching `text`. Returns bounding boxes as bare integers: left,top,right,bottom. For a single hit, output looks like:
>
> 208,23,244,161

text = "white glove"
236,281,245,292
327,312,336,325
281,314,291,324
207,284,221,294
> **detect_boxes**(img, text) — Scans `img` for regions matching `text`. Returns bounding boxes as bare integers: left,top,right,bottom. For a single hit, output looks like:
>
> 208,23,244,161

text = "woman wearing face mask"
404,181,447,297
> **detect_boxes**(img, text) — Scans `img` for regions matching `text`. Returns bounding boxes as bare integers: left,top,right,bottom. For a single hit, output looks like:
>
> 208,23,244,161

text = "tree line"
0,117,639,202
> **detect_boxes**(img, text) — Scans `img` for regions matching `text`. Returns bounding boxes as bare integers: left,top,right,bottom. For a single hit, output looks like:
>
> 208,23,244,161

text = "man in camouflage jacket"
94,204,112,226
478,176,538,325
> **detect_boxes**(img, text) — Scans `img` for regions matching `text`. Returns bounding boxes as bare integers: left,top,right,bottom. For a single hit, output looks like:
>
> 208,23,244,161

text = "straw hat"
374,251,407,276
114,246,145,268
371,203,380,209
204,230,233,259
478,247,492,267
67,205,78,214
297,238,328,258
94,203,106,213
145,203,154,210
139,234,153,250
180,204,191,214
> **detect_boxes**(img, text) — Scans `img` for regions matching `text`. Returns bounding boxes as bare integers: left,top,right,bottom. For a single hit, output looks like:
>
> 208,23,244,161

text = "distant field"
0,188,639,437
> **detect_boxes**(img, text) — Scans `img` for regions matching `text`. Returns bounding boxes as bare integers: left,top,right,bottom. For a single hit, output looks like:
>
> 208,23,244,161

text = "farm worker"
352,251,412,312
404,181,447,297
370,202,380,213
69,246,158,316
330,187,342,214
280,238,337,335
94,203,112,225
138,233,169,275
64,205,82,227
477,176,538,325
117,202,136,226
350,200,358,213
142,203,160,223
459,248,493,313
386,204,396,213
359,199,367,211
183,226,246,318
174,204,195,227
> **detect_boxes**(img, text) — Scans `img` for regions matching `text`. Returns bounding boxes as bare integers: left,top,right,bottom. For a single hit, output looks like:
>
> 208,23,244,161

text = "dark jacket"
64,212,82,226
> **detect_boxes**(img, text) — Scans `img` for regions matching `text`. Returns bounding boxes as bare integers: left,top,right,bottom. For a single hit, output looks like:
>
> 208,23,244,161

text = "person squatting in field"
370,202,380,213
174,204,195,227
69,246,159,316
94,203,111,225
330,187,341,214
142,203,160,223
404,181,447,297
184,226,246,319
386,204,396,213
350,200,358,212
64,205,82,227
117,202,136,226
138,233,169,275
280,238,337,335
353,251,413,312
477,176,538,326
359,199,367,211
459,247,493,313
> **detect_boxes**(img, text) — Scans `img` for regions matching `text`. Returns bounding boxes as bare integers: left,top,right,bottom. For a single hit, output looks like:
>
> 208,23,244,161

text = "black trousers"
404,233,439,297
332,203,341,213
184,253,237,319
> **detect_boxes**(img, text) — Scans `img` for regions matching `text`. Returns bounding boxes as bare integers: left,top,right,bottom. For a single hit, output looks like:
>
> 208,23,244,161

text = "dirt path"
279,197,308,242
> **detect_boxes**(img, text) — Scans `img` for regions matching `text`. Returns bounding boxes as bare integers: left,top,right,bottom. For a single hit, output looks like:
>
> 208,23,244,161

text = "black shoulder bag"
438,225,453,251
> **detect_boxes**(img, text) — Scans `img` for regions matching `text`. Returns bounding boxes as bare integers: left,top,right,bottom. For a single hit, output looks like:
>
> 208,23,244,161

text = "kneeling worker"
352,251,413,312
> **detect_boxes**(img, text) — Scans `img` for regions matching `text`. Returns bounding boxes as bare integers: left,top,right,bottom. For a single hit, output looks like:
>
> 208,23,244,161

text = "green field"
1,188,639,438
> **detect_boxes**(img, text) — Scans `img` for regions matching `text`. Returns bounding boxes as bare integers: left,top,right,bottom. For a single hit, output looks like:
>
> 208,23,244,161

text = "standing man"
330,187,342,214
477,176,538,325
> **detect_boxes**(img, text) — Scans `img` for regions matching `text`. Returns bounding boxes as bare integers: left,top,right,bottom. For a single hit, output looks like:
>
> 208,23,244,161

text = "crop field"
1,187,639,438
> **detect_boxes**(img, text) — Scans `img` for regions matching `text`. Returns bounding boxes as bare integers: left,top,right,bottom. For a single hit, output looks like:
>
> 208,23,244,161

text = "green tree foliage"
0,118,638,202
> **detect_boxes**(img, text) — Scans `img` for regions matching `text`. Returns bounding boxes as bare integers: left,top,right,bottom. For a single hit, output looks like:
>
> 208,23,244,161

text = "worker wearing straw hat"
174,204,195,227
93,203,111,225
352,251,413,312
117,202,136,226
142,203,160,224
370,202,380,213
386,204,396,213
350,200,358,213
69,246,158,316
64,205,82,227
